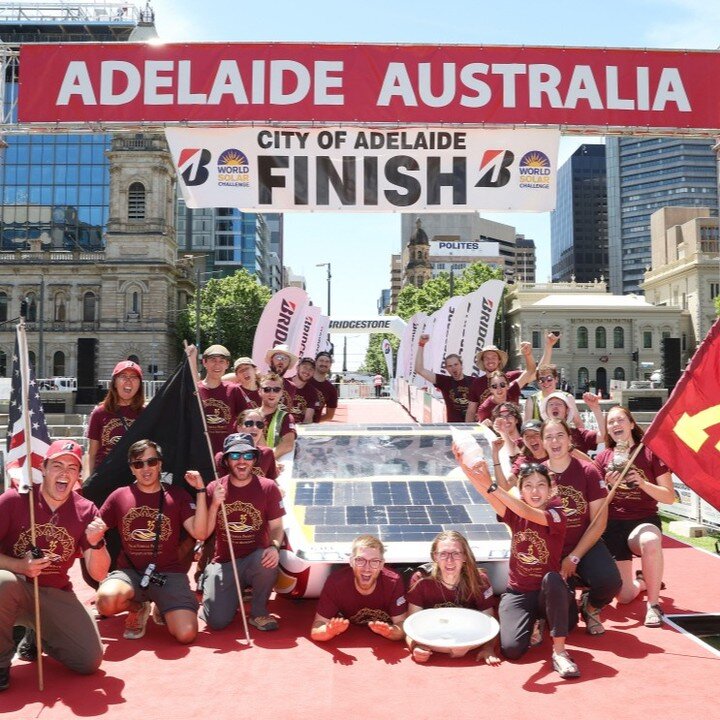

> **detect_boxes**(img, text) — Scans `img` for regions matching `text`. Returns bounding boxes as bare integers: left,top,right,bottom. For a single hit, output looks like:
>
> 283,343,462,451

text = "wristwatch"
88,538,106,550
486,482,498,494
569,554,581,565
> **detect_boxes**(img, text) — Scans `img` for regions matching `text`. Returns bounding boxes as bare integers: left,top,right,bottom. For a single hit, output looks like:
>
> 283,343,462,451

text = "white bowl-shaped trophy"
404,607,500,658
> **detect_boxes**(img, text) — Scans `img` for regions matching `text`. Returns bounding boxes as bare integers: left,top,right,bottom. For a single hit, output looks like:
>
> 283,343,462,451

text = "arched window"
25,293,37,322
128,182,146,220
128,354,140,364
578,367,589,392
83,291,96,323
614,367,626,380
53,351,65,376
0,292,7,322
28,350,36,372
132,292,139,313
613,326,624,349
577,326,588,349
126,286,142,319
54,292,66,322
0,350,6,377
595,326,606,349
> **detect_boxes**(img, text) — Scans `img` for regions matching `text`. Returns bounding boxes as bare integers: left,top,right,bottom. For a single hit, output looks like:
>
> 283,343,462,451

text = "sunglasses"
490,382,507,389
272,354,290,362
518,462,550,479
130,457,160,469
262,386,283,393
538,375,556,384
227,451,256,461
242,420,265,429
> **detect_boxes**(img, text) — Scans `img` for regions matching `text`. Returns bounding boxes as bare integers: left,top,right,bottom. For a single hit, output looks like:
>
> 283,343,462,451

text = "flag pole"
183,343,252,646
17,320,45,690
586,442,646,537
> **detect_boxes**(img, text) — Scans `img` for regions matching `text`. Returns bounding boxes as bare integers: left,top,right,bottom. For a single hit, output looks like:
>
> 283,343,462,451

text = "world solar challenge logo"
518,150,552,190
217,148,250,188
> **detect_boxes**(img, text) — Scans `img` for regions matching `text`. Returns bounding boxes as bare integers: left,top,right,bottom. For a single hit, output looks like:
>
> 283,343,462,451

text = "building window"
578,367,589,392
128,182,146,220
595,326,607,349
613,326,624,349
614,367,625,381
28,350,36,372
643,330,653,349
711,282,720,300
54,293,66,322
0,292,7,322
682,333,687,351
128,354,140,364
83,292,97,323
532,330,541,349
577,326,588,349
25,293,37,322
0,350,6,377
53,351,65,376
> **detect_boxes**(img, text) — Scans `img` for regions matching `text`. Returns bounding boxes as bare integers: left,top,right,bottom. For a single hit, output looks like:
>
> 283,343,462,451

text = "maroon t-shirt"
316,566,408,624
86,404,142,468
543,457,607,554
235,385,261,409
280,377,297,414
469,369,522,406
512,451,549,476
207,474,285,562
310,377,339,423
407,570,494,611
100,484,194,574
595,445,669,521
199,382,247,455
476,380,522,422
571,427,598,453
504,504,567,592
0,487,98,591
213,446,279,481
287,379,321,424
433,374,474,423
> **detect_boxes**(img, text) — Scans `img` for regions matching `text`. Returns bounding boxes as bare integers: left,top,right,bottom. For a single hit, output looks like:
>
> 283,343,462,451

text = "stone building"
0,134,194,400
404,218,432,287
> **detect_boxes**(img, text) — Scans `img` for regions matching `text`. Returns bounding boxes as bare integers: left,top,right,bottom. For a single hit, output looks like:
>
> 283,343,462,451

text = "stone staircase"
0,412,89,448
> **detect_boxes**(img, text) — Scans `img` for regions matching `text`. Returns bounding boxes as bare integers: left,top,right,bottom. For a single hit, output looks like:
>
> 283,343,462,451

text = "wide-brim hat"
475,345,509,369
222,432,258,457
539,391,579,421
265,344,298,369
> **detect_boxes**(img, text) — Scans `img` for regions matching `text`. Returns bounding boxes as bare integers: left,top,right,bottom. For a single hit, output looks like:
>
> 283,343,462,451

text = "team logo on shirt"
204,398,232,427
101,417,135,447
513,528,549,567
221,500,263,534
123,507,172,542
14,523,75,565
552,484,587,522
350,608,392,625
449,385,470,409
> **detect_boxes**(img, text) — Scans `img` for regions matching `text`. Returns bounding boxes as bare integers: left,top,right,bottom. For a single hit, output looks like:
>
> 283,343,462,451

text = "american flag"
5,325,51,492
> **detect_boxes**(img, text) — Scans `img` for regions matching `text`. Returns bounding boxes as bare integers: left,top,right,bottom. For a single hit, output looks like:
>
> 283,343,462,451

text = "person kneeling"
455,447,580,680
311,535,406,643
96,440,210,644
201,433,285,632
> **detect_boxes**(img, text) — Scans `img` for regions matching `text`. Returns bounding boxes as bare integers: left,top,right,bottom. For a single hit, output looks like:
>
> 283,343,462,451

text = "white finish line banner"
166,127,559,213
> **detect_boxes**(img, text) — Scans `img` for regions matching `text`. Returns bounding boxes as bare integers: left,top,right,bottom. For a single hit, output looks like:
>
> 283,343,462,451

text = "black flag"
82,356,215,508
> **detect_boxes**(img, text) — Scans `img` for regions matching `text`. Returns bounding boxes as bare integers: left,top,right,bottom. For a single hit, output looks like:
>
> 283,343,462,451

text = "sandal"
635,570,666,591
552,650,580,679
249,615,279,632
644,604,664,628
530,619,545,648
580,591,605,636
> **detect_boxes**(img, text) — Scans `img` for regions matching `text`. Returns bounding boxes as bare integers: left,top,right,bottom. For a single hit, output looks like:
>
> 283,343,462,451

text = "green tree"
715,294,720,316
358,334,400,376
176,268,271,358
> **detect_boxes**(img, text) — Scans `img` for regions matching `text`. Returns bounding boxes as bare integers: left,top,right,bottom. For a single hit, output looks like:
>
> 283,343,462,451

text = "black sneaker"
17,629,38,662
0,665,9,691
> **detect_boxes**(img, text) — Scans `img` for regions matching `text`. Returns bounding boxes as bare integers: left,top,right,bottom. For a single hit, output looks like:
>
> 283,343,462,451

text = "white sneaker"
123,602,151,640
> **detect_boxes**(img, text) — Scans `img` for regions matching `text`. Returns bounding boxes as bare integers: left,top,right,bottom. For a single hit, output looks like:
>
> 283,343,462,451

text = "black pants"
570,540,622,625
499,571,573,660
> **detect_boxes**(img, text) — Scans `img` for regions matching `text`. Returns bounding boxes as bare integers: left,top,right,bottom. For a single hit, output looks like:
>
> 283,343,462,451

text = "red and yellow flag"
644,318,720,511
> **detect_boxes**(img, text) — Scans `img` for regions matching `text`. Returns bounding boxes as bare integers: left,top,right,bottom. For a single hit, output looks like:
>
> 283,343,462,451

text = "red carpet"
4,401,719,719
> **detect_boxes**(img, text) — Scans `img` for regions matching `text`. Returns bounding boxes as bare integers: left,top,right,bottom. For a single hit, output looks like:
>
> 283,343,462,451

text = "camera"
139,563,167,588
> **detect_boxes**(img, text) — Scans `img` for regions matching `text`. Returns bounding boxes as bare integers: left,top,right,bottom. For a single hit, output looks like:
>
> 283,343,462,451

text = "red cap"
45,440,83,466
112,360,143,380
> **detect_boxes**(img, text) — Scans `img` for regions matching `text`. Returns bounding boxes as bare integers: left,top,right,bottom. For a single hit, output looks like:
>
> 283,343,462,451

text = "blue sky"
149,0,718,369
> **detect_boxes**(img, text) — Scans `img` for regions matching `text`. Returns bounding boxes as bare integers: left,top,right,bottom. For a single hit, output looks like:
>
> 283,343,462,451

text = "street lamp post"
316,262,331,316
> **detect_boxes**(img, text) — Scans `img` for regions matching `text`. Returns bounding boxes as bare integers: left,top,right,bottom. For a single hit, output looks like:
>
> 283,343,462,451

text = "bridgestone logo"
274,298,297,344
472,297,495,374
329,320,391,329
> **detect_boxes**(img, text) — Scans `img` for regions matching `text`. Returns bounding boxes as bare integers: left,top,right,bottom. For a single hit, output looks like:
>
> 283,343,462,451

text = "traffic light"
631,350,639,362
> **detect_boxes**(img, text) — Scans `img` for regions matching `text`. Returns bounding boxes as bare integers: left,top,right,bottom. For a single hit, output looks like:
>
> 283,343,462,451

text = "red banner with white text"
16,42,720,132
